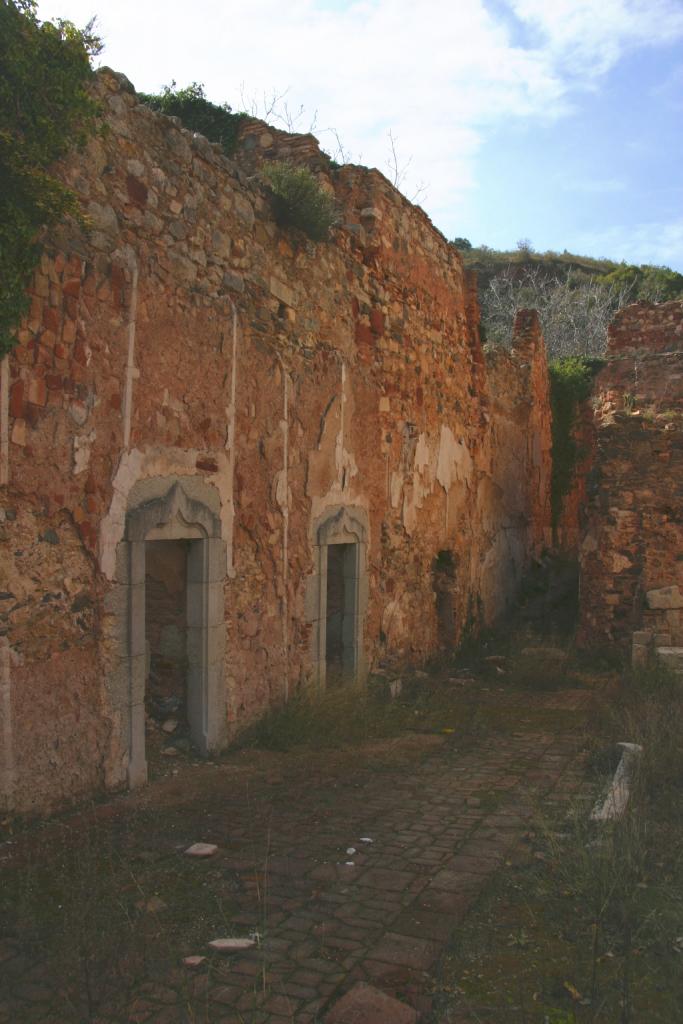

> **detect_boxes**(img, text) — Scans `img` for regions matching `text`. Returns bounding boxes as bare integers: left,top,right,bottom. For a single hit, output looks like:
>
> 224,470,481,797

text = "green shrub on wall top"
262,161,338,242
0,0,101,357
138,82,248,157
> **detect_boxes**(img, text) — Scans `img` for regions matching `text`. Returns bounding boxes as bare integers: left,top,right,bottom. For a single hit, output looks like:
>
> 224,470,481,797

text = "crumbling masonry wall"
578,301,683,650
0,69,551,815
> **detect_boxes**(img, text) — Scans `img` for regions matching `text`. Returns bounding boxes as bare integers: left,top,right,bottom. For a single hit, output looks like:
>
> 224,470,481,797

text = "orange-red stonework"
0,70,552,815
578,301,683,651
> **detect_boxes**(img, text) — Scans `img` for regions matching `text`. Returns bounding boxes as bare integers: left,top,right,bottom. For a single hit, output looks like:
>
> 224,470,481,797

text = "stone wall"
0,69,552,815
578,301,683,650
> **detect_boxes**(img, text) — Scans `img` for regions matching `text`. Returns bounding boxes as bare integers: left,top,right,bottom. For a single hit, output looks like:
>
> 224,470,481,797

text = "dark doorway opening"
145,539,191,757
325,542,357,687
433,549,457,648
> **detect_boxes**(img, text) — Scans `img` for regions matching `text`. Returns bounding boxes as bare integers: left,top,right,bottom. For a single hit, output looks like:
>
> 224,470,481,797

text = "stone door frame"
309,506,369,689
121,482,227,787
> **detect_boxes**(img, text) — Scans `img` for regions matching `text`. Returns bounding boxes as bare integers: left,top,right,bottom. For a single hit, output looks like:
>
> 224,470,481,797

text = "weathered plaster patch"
120,250,139,449
392,426,474,536
390,471,403,510
436,425,472,491
307,360,364,541
612,552,632,574
223,299,239,578
401,432,435,536
73,430,96,475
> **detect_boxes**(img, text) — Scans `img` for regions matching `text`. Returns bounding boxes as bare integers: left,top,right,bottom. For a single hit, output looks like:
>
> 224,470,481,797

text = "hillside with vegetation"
453,239,683,359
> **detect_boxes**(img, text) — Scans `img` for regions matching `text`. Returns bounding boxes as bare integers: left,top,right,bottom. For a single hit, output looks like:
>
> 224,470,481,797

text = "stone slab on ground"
184,842,218,857
325,981,417,1023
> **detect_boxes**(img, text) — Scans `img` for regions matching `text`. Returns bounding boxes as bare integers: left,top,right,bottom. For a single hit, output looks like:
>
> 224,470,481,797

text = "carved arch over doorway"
308,505,369,689
117,479,227,788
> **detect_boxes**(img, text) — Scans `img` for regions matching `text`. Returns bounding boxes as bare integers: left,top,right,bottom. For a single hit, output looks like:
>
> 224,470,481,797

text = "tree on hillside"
481,265,634,358
600,263,683,303
476,250,683,358
0,0,101,356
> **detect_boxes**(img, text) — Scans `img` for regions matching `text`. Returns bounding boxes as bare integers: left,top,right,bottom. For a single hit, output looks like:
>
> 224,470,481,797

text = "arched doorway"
309,506,369,689
119,482,227,787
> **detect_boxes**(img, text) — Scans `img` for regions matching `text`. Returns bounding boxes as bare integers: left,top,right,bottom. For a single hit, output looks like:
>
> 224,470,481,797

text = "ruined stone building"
578,300,683,665
0,69,555,816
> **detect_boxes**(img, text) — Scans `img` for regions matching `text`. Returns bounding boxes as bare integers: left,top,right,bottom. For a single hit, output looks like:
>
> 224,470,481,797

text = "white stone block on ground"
591,742,642,822
184,842,218,858
182,955,207,969
208,937,256,953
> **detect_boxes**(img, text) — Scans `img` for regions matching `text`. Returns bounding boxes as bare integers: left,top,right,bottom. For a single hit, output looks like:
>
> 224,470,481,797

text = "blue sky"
37,0,683,270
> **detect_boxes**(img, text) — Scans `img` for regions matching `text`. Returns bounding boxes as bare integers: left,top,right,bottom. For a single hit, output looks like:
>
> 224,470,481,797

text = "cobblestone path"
0,688,593,1023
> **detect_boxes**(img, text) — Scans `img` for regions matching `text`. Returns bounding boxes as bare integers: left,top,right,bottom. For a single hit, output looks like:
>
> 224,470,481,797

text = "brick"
26,378,47,406
369,309,385,335
326,982,417,1024
355,322,374,346
366,932,441,971
126,174,148,206
356,868,415,893
9,381,24,418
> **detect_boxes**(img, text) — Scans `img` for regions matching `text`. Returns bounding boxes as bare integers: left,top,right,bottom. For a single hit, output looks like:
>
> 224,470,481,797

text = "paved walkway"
0,688,593,1023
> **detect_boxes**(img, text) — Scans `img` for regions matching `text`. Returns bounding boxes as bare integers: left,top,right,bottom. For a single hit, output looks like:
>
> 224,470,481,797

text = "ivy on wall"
549,356,600,529
0,0,101,357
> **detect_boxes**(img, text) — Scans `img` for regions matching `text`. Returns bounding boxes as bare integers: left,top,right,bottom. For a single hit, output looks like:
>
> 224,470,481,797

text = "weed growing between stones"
234,676,502,752
430,663,683,1023
0,812,238,1020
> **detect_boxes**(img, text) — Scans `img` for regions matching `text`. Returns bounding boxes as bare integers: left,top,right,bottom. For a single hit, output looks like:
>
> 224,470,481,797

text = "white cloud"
574,217,683,268
35,0,683,237
510,0,683,77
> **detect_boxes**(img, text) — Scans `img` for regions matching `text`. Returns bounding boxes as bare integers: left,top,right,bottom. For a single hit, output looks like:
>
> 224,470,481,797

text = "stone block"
370,933,440,970
130,654,146,703
129,585,145,655
304,574,321,622
631,644,649,669
656,647,683,673
27,378,47,407
187,538,226,584
270,275,296,308
646,586,683,610
369,309,385,335
10,419,26,446
9,381,24,418
187,581,224,628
